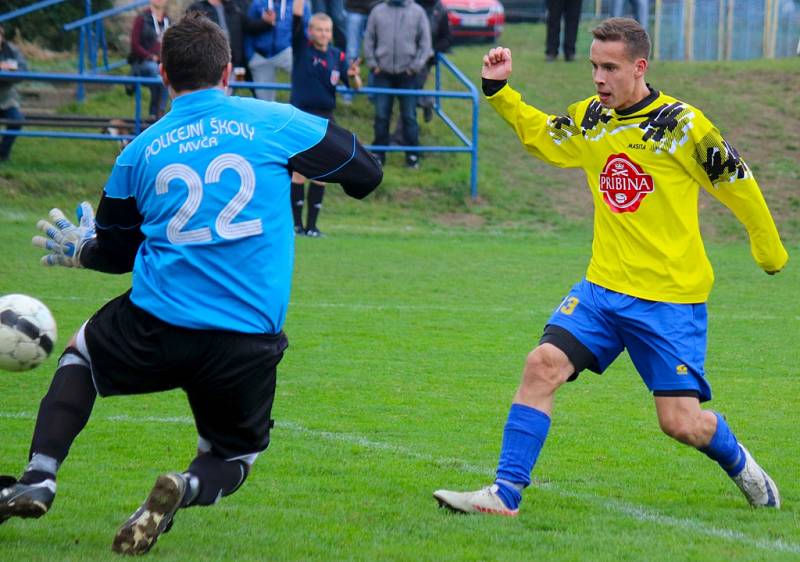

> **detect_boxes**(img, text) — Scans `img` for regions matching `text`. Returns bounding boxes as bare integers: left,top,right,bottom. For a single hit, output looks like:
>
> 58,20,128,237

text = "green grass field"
1,21,799,562
1,222,798,560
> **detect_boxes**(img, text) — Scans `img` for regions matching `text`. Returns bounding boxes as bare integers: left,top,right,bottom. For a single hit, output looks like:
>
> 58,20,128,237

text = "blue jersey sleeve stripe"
308,133,356,181
273,106,299,135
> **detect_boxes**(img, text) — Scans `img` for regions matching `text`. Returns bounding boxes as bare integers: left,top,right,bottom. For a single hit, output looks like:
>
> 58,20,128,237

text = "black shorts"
539,324,598,382
83,292,288,460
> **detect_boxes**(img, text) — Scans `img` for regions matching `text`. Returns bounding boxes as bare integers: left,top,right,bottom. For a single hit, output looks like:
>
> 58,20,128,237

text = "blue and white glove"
32,202,96,267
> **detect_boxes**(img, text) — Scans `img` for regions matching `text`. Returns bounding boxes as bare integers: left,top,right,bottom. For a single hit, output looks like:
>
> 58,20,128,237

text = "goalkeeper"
0,12,382,555
434,18,788,516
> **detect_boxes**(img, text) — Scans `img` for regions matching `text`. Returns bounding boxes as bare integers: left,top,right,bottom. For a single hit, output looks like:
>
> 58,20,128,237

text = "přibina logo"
598,153,654,213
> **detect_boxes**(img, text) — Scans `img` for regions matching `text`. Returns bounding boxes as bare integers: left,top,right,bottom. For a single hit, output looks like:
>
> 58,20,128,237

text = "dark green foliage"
2,0,114,51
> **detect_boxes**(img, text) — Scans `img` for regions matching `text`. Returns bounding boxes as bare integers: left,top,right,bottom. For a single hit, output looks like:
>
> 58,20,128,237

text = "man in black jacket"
0,25,27,162
187,0,273,71
415,0,451,119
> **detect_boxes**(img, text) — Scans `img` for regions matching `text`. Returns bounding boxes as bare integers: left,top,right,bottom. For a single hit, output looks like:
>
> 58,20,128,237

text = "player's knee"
57,346,89,369
521,345,569,390
658,416,701,446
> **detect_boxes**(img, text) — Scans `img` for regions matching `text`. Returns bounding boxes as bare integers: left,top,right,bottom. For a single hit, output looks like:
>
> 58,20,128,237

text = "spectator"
418,0,451,118
0,25,27,163
186,0,272,77
311,0,347,49
364,0,432,168
391,0,449,140
289,0,362,237
341,0,380,103
613,0,648,30
129,0,170,118
343,0,380,66
245,0,311,102
545,0,583,62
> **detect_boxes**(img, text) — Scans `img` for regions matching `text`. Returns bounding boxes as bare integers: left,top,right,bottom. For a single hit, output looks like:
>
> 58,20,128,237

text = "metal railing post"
77,28,86,102
470,90,479,201
434,57,441,112
85,0,95,73
134,85,143,134
99,21,109,71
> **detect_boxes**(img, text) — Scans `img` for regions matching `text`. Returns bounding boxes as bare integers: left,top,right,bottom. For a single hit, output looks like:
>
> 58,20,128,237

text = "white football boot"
433,484,519,516
731,446,780,508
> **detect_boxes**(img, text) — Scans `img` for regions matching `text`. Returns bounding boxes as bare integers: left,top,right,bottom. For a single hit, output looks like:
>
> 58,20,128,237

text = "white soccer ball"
0,294,58,372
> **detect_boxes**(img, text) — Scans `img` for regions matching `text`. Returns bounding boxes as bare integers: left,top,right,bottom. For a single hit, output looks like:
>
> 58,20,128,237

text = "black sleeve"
482,78,507,97
79,194,145,274
292,15,305,51
289,121,383,199
339,51,350,88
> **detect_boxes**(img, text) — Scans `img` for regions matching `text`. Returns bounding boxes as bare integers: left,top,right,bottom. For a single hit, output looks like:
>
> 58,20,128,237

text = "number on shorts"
559,297,579,315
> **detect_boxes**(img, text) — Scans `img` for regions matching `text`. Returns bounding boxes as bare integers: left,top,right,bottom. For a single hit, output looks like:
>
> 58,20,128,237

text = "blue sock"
493,403,551,509
698,412,746,477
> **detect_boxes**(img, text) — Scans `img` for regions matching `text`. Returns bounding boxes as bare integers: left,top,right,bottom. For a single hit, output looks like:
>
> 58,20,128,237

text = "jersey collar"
614,85,660,116
171,87,227,113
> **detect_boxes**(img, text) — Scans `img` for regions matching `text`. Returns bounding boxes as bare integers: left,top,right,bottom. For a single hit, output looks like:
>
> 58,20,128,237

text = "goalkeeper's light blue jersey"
103,88,327,333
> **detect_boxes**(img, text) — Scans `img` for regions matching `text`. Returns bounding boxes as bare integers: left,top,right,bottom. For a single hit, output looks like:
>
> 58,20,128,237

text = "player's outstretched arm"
32,203,96,268
482,47,512,82
76,193,145,274
289,121,383,199
689,125,789,275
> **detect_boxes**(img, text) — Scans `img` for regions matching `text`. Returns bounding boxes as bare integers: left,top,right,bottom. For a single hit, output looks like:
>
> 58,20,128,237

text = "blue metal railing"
0,71,149,135
63,0,149,99
0,54,481,197
63,0,148,30
436,54,480,200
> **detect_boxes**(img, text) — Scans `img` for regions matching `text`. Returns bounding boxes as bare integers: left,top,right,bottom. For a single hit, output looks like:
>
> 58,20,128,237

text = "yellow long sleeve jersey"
487,84,789,303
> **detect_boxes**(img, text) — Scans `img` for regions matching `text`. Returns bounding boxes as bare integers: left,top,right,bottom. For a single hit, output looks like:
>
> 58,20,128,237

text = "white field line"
1,411,797,554
16,295,799,321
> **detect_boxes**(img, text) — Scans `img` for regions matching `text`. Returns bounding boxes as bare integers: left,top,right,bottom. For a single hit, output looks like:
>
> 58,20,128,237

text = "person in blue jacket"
246,0,311,101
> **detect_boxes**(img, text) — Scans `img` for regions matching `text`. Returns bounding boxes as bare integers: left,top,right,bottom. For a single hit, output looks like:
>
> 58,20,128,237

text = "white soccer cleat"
433,485,519,516
731,446,780,508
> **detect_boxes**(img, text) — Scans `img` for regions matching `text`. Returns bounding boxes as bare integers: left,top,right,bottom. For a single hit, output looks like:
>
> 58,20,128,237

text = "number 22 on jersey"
156,153,263,245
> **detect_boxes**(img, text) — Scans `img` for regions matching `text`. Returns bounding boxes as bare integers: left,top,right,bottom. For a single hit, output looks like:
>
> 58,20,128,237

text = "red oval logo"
598,153,655,213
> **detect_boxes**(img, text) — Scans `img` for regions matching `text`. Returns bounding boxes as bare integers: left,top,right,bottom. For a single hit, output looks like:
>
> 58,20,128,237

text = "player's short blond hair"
309,12,332,27
592,17,651,61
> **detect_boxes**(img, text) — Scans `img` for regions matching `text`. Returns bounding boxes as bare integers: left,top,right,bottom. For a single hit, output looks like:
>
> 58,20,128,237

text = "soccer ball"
0,294,58,372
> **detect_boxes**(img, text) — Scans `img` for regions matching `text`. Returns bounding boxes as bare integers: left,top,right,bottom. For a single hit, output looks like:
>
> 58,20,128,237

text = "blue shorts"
546,279,711,402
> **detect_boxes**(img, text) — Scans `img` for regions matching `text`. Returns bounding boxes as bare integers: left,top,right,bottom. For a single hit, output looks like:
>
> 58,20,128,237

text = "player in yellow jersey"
433,18,788,516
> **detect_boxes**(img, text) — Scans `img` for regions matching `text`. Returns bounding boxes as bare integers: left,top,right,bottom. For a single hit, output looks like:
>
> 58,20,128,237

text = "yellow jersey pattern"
487,84,788,303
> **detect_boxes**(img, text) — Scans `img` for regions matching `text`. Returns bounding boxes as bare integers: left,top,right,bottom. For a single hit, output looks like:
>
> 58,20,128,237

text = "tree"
2,1,114,52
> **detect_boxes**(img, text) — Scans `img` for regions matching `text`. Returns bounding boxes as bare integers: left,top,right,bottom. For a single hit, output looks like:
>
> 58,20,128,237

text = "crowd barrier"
0,54,481,198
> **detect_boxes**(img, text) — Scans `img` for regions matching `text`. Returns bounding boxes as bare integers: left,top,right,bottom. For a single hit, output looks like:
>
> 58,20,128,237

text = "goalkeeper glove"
32,202,96,267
